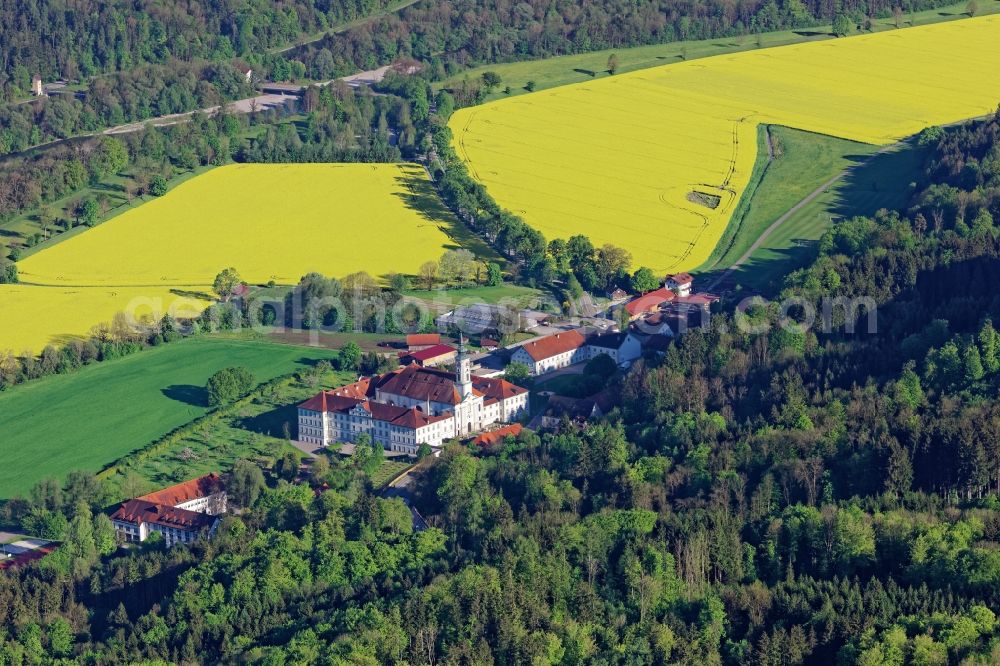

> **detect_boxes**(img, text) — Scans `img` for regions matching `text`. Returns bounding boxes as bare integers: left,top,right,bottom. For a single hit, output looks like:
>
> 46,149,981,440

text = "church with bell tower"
297,335,530,454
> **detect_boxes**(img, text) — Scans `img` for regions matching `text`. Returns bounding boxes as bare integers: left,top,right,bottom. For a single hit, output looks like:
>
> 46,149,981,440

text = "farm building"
510,330,589,375
624,288,676,320
608,288,629,302
400,343,457,367
586,331,643,365
509,329,643,375
665,273,694,296
406,333,441,350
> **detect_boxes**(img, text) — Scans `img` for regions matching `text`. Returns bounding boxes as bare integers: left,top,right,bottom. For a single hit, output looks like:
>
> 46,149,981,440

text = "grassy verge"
100,365,356,498
729,136,931,293
438,0,999,101
369,460,413,489
698,126,775,272
699,127,879,275
0,337,340,498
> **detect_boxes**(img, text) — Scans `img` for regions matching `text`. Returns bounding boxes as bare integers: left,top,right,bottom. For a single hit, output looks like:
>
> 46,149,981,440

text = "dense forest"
0,60,253,155
0,78,414,238
2,111,1000,665
0,0,395,86
287,0,965,80
1,0,974,153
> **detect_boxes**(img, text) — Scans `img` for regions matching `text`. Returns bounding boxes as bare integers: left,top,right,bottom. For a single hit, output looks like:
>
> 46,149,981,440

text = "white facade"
299,347,529,454
512,345,589,376
586,333,642,365
112,516,219,548
666,274,693,297
111,475,227,548
510,330,642,375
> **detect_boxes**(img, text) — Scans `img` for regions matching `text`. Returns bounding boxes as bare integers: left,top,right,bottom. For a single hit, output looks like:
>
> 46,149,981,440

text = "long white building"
110,474,226,547
510,329,643,376
299,344,529,454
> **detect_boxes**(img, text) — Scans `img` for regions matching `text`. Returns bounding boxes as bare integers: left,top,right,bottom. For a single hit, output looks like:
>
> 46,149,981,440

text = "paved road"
13,65,396,155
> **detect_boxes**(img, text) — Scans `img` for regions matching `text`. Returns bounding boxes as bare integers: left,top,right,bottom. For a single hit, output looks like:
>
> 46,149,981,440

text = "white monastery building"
510,329,643,376
110,473,227,547
299,343,528,454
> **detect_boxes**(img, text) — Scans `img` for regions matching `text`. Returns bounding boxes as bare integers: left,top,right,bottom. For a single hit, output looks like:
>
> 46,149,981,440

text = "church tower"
456,333,473,400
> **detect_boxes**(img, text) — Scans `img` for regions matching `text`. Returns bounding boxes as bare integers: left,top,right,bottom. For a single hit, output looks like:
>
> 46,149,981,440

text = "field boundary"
697,125,775,273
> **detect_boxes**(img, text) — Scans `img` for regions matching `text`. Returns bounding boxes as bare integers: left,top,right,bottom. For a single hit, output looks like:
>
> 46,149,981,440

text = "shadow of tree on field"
573,68,596,77
237,403,296,439
828,138,929,221
169,288,214,301
162,384,208,407
391,172,501,261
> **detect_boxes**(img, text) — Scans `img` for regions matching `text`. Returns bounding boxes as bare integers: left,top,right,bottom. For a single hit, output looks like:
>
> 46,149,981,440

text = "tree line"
288,0,965,84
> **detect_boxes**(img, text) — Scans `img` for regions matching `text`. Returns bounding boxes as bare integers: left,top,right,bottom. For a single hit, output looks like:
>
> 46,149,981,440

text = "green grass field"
369,460,412,489
101,364,357,499
698,126,879,274
438,0,1000,102
0,337,339,498
727,135,931,293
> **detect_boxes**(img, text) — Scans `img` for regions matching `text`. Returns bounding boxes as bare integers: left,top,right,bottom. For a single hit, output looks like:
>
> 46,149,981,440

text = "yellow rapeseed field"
18,163,463,286
2,163,466,353
450,15,1000,273
0,285,210,355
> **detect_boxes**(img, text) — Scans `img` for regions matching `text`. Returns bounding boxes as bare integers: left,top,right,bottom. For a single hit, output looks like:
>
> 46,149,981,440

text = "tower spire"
456,332,472,400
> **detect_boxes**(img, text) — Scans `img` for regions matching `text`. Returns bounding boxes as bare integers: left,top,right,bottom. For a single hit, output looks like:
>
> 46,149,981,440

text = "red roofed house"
111,473,226,547
400,343,457,367
665,273,694,297
510,329,589,375
299,341,528,454
624,287,675,320
138,472,227,515
673,292,721,314
406,333,441,350
471,423,523,447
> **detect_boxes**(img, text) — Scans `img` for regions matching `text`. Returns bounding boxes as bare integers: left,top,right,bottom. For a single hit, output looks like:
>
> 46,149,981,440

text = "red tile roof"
516,330,587,362
0,544,57,570
138,473,224,507
299,377,373,412
111,499,217,531
377,364,469,404
674,293,720,306
367,402,451,428
668,272,693,285
625,288,675,316
403,344,457,363
473,376,528,401
406,333,441,347
298,366,527,432
472,424,523,447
